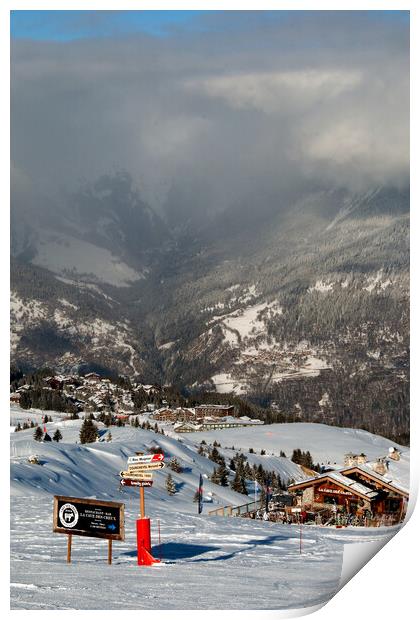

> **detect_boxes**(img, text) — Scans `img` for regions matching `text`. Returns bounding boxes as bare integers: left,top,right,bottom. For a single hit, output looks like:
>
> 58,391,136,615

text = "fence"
208,501,258,518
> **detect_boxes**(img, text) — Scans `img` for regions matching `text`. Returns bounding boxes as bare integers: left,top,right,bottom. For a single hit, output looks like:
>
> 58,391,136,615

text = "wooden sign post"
119,451,165,566
53,496,125,565
67,534,72,563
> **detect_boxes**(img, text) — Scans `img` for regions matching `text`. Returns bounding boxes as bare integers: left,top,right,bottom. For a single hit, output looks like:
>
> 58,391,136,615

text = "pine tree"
216,463,229,487
33,426,43,442
210,467,220,485
230,471,248,494
53,429,62,442
169,457,183,473
165,473,176,495
79,419,98,444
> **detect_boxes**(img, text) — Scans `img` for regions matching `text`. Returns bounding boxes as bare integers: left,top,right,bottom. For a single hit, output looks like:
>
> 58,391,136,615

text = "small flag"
198,473,203,514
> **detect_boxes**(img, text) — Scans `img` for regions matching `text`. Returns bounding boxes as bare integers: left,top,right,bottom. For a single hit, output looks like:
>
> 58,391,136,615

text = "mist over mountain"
10,12,409,441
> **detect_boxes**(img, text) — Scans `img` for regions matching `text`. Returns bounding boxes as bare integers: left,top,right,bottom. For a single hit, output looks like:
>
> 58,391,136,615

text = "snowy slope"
180,423,409,487
10,412,409,610
10,420,250,513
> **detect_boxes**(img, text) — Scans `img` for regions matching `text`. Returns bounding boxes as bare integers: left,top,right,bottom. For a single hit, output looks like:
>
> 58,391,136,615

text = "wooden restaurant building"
288,465,409,524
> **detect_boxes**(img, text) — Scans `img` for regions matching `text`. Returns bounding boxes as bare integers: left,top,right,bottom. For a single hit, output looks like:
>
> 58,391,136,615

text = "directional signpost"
128,453,164,464
119,451,165,566
120,479,153,488
120,470,154,479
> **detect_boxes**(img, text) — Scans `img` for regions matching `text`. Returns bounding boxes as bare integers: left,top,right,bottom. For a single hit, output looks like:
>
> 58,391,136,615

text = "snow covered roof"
341,464,409,496
326,472,378,498
288,471,378,500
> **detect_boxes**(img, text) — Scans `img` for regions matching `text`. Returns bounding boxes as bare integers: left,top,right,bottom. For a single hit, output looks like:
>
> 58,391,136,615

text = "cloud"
11,11,409,223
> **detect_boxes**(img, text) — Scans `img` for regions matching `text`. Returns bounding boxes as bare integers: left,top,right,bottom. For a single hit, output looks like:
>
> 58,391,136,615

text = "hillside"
10,410,407,610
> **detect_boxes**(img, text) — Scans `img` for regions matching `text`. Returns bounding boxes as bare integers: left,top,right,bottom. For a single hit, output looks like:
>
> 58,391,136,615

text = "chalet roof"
341,465,409,497
196,404,233,409
288,471,378,500
174,422,202,431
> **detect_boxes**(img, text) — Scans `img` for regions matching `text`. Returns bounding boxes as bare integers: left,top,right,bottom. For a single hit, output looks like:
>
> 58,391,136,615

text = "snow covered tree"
212,463,229,486
210,467,220,485
79,419,98,444
169,457,183,473
230,471,248,495
14,422,22,432
33,426,43,442
53,429,62,442
165,473,176,495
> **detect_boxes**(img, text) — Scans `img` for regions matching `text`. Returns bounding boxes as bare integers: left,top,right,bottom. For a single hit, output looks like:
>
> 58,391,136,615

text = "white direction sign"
127,462,166,472
120,470,153,480
127,453,164,465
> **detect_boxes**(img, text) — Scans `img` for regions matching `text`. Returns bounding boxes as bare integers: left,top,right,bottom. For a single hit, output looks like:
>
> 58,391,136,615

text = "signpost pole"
140,487,145,519
108,539,112,565
67,534,72,564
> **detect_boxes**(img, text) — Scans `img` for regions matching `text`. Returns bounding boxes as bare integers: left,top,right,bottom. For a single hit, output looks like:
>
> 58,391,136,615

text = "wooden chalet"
10,392,21,403
195,404,235,419
288,465,408,524
84,372,101,383
152,408,177,422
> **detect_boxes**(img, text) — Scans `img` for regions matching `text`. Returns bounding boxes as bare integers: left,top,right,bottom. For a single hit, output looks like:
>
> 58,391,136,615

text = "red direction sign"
120,479,153,488
127,453,164,465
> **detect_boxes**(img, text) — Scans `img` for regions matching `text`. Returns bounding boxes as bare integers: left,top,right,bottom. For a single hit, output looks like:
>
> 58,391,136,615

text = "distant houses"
173,415,264,433
195,404,235,419
10,371,251,431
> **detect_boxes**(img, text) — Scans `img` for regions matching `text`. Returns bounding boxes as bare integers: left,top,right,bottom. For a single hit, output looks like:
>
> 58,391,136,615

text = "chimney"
388,447,401,461
372,458,388,476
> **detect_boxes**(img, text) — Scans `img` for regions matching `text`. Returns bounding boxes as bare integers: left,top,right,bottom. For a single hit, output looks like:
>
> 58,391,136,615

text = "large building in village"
288,464,408,525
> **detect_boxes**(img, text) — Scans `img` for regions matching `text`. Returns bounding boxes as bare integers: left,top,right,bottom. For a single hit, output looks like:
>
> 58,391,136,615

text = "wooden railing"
208,501,259,518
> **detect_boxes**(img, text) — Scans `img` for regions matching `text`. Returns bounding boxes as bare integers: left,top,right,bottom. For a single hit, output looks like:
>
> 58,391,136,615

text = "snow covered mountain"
10,180,409,440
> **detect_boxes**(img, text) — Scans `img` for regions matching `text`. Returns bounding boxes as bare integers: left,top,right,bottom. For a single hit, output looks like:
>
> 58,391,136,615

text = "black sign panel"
53,496,125,540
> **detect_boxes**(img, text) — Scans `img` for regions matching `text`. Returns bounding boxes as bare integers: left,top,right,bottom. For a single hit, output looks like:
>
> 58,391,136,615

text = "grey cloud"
11,11,409,223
